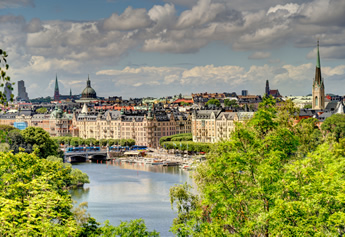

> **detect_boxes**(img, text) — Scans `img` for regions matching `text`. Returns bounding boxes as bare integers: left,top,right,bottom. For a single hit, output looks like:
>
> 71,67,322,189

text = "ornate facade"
71,109,192,148
192,110,254,143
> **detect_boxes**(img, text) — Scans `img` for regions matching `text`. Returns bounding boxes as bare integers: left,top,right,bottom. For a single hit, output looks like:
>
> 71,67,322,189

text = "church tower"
265,80,270,96
312,41,325,110
54,74,60,101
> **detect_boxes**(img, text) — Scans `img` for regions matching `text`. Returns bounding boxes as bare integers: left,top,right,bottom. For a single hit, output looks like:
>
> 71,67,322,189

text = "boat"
152,159,164,165
162,161,179,166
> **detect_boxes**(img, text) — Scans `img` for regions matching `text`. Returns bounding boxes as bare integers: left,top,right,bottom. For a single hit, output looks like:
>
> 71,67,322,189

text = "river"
70,161,192,236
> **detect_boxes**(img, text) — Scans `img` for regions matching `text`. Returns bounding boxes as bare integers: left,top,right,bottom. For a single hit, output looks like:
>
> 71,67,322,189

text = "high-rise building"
54,75,60,101
241,90,248,96
3,82,12,102
17,80,29,101
312,40,325,110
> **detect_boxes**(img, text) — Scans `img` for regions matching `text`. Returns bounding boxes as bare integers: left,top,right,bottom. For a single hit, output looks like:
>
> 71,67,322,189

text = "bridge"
64,150,108,163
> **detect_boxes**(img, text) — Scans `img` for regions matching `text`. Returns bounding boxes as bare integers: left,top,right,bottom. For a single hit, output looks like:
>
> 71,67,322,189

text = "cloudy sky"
1,0,344,99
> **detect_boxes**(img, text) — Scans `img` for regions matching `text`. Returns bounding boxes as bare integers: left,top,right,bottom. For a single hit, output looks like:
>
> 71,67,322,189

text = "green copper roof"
55,74,59,90
316,40,321,68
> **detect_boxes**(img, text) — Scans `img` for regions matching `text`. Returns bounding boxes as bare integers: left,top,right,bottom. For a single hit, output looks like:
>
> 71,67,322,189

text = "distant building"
53,75,79,101
76,75,98,103
265,80,281,98
241,90,248,96
17,80,29,101
3,82,12,102
312,41,325,110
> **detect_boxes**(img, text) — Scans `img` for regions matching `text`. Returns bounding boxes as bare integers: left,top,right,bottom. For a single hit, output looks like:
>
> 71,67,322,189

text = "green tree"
0,49,13,106
170,96,345,236
294,117,322,157
321,113,345,142
36,107,48,114
7,129,31,153
205,99,220,107
303,104,312,109
0,151,78,236
224,99,239,108
21,127,59,158
99,219,159,236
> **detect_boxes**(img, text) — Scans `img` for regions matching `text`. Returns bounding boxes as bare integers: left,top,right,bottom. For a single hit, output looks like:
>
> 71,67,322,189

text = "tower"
312,41,325,110
17,80,29,101
54,74,60,101
265,80,270,96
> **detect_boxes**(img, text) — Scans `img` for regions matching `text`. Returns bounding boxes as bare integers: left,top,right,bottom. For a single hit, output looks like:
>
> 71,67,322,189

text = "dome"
81,76,97,99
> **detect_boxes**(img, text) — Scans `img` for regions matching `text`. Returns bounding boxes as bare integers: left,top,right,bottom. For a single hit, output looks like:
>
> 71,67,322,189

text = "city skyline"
1,0,345,99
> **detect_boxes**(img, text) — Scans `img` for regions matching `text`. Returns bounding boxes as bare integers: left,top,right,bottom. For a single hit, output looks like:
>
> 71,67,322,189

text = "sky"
0,0,344,99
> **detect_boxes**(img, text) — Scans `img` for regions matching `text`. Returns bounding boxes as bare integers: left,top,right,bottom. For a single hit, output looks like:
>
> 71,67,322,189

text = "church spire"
54,74,60,101
312,40,325,110
316,40,321,69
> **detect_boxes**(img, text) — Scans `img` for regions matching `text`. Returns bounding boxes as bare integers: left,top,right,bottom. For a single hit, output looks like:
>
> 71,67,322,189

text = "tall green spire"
316,40,321,68
54,74,60,101
54,74,59,90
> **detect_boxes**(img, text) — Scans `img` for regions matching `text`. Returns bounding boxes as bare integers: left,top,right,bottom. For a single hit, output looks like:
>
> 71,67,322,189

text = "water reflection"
70,162,191,237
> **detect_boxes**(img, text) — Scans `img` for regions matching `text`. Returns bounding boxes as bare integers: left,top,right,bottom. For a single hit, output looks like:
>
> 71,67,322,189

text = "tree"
303,104,312,109
321,113,345,142
21,127,59,158
0,49,13,107
36,107,48,114
294,118,322,157
224,99,239,108
171,96,345,236
205,99,220,108
99,219,159,236
0,151,78,236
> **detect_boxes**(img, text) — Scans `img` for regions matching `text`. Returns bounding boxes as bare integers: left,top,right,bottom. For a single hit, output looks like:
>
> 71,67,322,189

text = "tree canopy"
170,96,345,236
21,127,59,158
205,99,220,107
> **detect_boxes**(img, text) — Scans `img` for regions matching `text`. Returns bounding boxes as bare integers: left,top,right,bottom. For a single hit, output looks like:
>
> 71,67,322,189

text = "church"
312,41,325,110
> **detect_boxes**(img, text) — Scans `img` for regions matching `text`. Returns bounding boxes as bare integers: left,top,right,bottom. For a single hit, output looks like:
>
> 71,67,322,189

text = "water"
70,162,192,236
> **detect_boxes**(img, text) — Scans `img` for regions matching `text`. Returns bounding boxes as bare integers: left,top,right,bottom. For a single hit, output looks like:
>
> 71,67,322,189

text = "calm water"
70,161,192,237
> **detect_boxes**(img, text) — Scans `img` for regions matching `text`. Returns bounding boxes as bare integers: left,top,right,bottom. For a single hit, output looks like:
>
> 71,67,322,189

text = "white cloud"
101,7,153,31
248,51,271,59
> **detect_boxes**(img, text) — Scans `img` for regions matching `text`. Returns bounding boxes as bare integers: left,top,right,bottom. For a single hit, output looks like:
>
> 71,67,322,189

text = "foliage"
303,104,312,109
6,129,32,154
170,183,200,236
99,219,159,237
162,141,211,152
36,107,48,114
170,96,345,236
0,151,78,236
0,142,10,152
0,124,16,132
0,49,13,107
205,99,220,107
21,126,59,158
224,99,239,108
321,113,345,142
70,168,90,187
293,117,322,157
159,133,192,145
30,96,52,103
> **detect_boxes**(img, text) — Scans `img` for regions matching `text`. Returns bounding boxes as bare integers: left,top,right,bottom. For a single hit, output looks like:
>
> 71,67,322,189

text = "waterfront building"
312,41,325,110
191,109,254,143
72,107,191,148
